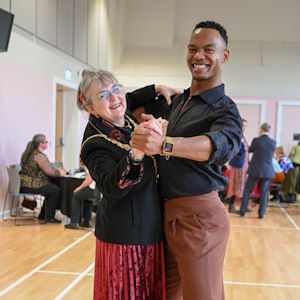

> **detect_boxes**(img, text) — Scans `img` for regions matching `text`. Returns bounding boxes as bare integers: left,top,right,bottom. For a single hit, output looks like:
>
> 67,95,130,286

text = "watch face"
164,142,173,153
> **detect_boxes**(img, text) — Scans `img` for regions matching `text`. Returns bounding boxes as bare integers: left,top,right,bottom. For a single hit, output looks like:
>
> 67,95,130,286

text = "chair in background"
51,161,63,169
1,166,46,225
10,163,21,172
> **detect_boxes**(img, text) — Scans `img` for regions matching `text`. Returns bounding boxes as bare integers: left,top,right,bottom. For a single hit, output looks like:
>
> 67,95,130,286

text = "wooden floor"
0,200,300,300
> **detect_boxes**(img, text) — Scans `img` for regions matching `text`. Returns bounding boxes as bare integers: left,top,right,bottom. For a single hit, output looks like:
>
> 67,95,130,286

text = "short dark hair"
261,122,271,133
193,21,228,47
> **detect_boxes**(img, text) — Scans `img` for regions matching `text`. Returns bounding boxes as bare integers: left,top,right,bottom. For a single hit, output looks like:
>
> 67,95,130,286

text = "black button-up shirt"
157,84,242,200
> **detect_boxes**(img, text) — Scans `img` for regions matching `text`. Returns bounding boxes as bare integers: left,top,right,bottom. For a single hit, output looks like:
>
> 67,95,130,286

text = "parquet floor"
0,200,299,299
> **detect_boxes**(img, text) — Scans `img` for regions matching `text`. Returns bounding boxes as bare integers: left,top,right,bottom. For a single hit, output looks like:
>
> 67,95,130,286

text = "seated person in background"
65,172,100,229
275,146,293,175
19,134,66,223
269,157,285,201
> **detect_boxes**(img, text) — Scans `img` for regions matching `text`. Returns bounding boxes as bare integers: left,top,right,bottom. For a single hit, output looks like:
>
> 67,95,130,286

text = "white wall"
116,0,300,99
173,0,300,43
124,0,175,48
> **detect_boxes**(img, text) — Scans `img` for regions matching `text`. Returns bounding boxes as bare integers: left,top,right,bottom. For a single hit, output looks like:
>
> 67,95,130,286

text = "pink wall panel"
236,103,261,145
265,101,277,139
279,104,300,153
0,58,54,209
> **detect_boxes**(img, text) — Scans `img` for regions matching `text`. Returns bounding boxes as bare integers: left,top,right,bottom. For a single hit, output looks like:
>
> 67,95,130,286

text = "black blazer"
80,86,163,245
247,134,276,179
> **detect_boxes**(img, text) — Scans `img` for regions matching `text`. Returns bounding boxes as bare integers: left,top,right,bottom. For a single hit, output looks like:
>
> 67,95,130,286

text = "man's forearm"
131,124,213,161
166,135,213,162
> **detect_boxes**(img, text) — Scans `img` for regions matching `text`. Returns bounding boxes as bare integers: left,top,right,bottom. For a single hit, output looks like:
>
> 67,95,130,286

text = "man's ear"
223,48,229,63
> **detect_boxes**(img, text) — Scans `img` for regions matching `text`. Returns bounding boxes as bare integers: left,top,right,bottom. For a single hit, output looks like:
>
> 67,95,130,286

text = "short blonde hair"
77,69,119,110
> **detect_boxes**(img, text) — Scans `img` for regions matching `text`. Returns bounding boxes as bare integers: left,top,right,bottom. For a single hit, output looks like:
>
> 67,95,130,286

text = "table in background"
53,175,85,218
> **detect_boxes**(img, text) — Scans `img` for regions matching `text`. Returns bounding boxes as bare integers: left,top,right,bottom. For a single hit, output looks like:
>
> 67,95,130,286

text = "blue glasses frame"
98,84,124,101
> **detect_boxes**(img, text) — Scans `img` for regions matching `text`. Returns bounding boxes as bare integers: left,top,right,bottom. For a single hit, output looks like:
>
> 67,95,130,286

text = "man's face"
186,28,229,84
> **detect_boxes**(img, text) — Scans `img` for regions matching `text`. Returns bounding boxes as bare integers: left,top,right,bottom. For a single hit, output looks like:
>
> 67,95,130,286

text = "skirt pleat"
150,246,155,296
123,245,129,300
112,244,117,300
94,239,166,300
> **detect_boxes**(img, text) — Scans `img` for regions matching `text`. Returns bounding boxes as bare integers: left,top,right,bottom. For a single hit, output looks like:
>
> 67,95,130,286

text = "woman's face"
39,138,48,152
85,79,127,126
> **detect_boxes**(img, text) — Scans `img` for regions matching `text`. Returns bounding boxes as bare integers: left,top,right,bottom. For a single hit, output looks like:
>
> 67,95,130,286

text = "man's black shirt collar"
183,84,225,105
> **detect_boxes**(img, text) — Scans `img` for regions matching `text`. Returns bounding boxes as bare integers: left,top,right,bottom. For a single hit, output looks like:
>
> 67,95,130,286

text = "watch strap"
162,136,173,160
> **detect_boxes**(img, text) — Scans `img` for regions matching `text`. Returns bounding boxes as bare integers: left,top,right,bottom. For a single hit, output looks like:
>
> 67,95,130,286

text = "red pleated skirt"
94,238,166,300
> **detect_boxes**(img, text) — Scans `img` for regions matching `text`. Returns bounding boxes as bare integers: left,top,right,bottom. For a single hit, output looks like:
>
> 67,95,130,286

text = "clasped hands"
131,114,167,157
130,84,181,159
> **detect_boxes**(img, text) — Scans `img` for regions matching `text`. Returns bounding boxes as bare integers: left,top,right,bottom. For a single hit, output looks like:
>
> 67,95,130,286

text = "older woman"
19,134,66,222
78,69,179,299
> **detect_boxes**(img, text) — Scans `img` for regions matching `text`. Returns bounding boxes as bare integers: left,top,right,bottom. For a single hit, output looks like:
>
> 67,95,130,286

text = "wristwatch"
162,136,174,160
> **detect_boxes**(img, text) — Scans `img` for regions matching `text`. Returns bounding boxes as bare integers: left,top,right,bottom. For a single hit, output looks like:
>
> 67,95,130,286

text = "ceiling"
122,0,300,50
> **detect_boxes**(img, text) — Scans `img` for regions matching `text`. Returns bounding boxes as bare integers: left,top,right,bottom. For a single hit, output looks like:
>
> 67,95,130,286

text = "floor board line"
0,231,92,296
230,224,298,231
278,203,300,230
54,262,95,300
224,280,300,289
37,270,94,276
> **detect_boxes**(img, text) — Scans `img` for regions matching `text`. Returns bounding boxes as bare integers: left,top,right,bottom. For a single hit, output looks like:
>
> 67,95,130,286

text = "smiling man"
131,21,242,300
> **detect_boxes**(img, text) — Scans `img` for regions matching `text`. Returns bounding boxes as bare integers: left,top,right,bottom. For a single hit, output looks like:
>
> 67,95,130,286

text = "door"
55,85,64,162
55,83,80,171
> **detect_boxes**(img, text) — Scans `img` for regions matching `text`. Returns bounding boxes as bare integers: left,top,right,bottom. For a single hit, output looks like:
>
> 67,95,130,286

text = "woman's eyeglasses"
98,84,123,101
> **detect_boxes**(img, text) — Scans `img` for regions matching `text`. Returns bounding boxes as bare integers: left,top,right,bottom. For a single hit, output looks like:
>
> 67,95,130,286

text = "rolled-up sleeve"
203,103,242,166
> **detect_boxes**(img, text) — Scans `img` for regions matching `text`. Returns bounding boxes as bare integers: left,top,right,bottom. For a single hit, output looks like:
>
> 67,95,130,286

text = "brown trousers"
164,191,230,300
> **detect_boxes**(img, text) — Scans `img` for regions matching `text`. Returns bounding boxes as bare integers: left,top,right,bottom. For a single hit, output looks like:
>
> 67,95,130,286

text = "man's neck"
260,132,269,136
189,79,221,97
